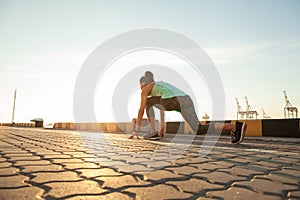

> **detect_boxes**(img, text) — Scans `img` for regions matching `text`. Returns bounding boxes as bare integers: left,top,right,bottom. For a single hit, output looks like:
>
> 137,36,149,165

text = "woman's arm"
159,110,165,138
136,89,148,131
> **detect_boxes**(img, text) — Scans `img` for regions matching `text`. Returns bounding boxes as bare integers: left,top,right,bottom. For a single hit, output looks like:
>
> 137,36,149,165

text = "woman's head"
145,71,154,83
139,71,155,89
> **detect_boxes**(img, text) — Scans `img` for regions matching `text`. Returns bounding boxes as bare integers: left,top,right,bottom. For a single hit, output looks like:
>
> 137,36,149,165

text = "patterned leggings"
145,95,209,134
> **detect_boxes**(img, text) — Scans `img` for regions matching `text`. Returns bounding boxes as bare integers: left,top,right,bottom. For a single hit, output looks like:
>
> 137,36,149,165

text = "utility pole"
12,89,17,124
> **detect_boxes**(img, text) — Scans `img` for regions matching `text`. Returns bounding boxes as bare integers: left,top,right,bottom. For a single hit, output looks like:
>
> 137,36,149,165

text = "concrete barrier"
116,122,132,133
54,123,62,129
4,118,298,138
167,119,298,137
0,123,35,128
262,119,299,138
166,122,185,134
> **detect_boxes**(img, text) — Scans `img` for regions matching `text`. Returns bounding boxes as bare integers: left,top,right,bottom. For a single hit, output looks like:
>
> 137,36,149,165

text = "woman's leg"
179,96,235,133
214,123,235,132
177,96,208,134
146,96,164,133
164,96,244,143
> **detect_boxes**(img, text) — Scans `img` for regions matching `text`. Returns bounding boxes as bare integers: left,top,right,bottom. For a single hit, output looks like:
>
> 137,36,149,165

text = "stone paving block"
185,156,212,164
0,175,29,188
282,168,300,177
107,155,135,162
233,177,298,196
252,160,284,168
167,165,205,176
7,156,42,161
0,186,44,200
0,162,12,168
81,157,101,163
42,154,72,159
13,160,52,166
218,166,265,177
78,168,123,178
284,164,300,170
50,158,84,163
0,144,15,149
254,174,300,185
288,190,300,199
67,152,95,158
95,174,149,189
67,192,133,200
98,160,129,168
167,178,223,194
22,144,48,148
32,171,81,183
125,157,152,164
142,160,172,169
141,169,184,183
114,163,153,173
44,180,107,199
27,149,58,154
193,163,226,171
5,153,35,158
0,167,20,176
21,164,63,173
1,150,29,154
194,171,247,185
125,184,192,200
69,155,96,160
209,161,238,168
206,153,234,161
63,162,99,170
245,164,277,173
270,157,297,165
0,141,21,147
250,154,274,160
131,154,153,160
225,156,253,164
205,186,281,200
269,171,300,181
172,157,201,165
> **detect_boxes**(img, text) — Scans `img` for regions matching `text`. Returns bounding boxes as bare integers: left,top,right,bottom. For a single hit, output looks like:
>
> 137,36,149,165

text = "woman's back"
150,81,187,99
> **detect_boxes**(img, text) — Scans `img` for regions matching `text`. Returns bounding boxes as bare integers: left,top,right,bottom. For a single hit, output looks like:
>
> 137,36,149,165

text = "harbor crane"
236,98,247,120
244,96,258,119
262,108,271,119
283,91,298,118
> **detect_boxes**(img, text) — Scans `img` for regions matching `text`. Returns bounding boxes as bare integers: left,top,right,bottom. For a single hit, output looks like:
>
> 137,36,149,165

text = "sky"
1,0,300,123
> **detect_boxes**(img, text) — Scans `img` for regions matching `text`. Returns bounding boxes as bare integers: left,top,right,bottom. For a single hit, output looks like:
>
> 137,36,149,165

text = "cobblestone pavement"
0,126,299,200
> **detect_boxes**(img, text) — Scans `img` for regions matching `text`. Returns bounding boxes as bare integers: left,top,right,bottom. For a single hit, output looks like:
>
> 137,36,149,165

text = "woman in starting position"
131,71,247,144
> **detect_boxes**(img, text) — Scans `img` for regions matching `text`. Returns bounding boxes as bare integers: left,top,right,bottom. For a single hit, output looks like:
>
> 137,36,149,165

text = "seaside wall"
0,123,35,128
165,119,300,138
1,119,299,138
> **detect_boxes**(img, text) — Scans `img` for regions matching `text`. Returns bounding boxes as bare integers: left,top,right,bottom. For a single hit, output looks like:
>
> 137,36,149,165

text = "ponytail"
140,76,147,84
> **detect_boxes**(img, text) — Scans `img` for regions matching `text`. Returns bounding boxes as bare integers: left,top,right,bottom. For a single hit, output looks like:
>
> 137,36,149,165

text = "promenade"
0,126,299,199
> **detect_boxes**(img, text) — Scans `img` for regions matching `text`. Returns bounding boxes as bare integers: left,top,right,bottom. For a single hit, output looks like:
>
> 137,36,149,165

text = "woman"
132,71,247,144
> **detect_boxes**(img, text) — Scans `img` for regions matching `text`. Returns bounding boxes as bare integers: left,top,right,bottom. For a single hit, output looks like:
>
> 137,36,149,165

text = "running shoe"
231,121,247,144
143,131,159,140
